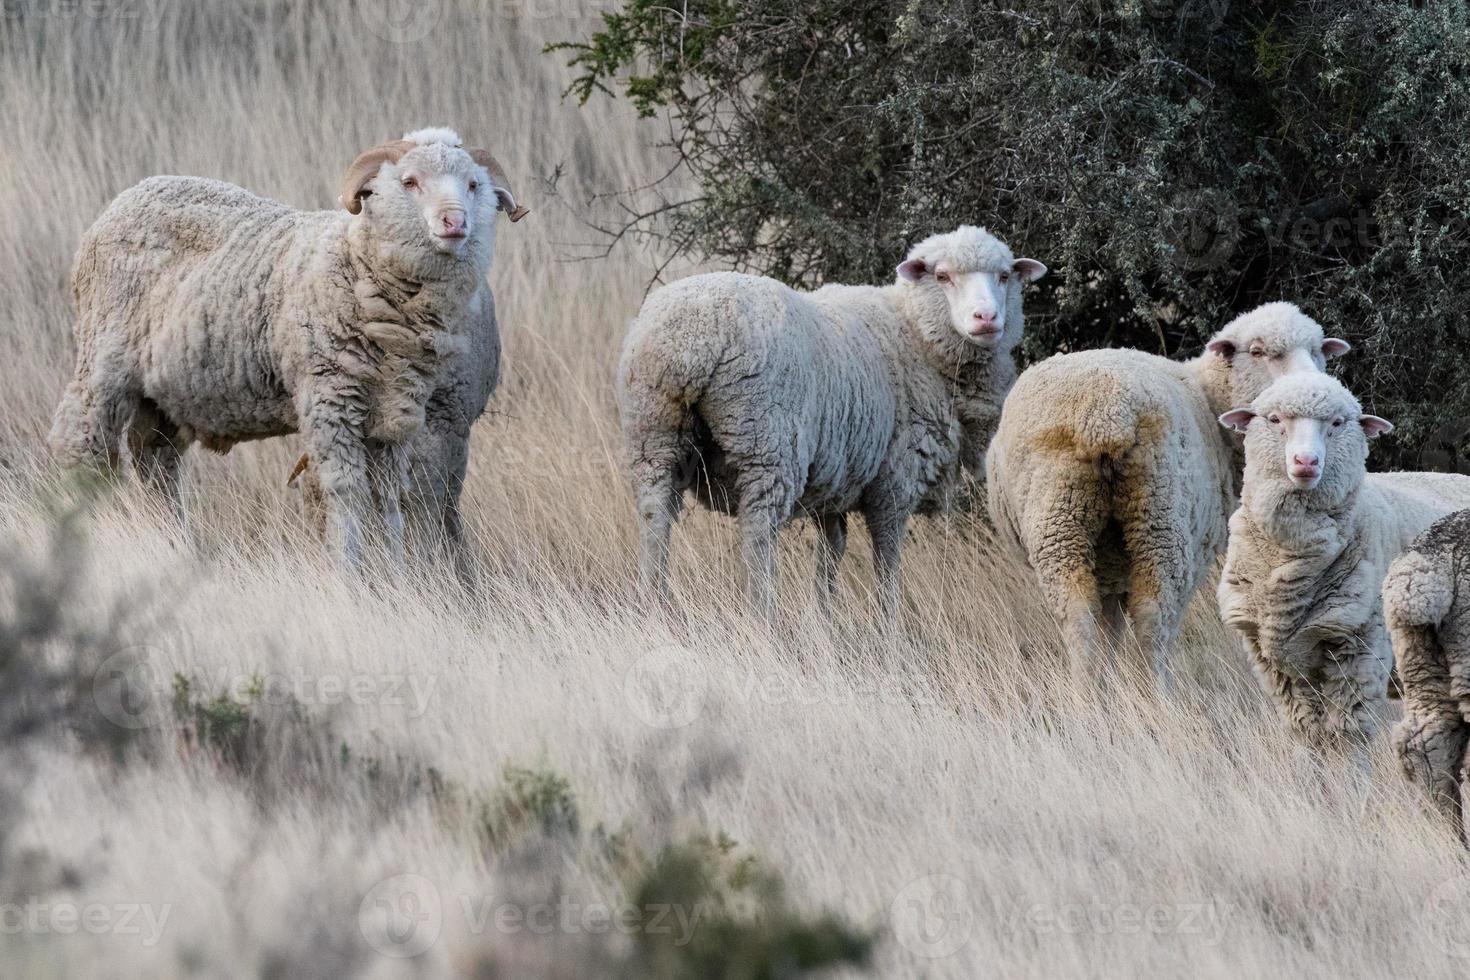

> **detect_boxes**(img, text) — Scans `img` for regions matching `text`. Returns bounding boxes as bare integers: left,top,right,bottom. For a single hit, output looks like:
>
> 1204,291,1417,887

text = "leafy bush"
473,763,582,849
619,831,874,979
558,0,1470,467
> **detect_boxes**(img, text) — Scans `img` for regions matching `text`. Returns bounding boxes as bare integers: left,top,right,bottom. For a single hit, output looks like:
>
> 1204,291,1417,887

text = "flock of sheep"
43,127,1470,840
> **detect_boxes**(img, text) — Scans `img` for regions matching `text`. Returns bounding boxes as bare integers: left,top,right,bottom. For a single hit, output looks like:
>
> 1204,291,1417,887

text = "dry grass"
1,3,1469,977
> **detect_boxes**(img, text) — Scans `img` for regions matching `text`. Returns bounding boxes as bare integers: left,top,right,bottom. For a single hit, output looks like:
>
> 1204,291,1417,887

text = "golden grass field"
2,2,1470,977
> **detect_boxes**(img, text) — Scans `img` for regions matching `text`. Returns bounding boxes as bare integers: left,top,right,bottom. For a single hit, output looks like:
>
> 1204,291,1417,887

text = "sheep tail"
1025,377,1159,463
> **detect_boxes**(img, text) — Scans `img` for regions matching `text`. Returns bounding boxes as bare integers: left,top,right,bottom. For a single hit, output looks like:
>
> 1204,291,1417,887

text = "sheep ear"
1013,258,1047,283
468,148,530,222
1206,338,1236,359
1323,338,1351,358
339,139,416,215
1219,409,1255,432
897,257,928,282
1360,415,1393,438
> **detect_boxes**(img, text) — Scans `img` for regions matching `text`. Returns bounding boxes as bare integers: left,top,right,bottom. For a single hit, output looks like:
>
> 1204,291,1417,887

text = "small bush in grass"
171,672,263,768
476,764,582,849
618,831,874,979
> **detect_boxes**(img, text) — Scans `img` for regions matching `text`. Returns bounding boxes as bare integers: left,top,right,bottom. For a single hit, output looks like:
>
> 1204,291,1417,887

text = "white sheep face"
897,253,1046,349
1221,401,1392,490
1205,324,1351,407
369,144,500,256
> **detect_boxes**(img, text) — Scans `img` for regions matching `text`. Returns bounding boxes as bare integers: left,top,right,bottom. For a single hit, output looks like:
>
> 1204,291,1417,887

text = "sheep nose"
1292,452,1319,467
973,311,997,325
438,212,466,236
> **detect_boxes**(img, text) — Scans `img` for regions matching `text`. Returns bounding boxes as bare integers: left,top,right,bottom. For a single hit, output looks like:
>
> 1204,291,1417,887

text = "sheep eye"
1250,348,1265,358
1267,414,1281,424
998,272,1010,283
401,177,418,189
936,272,951,284
1332,417,1344,428
468,181,479,192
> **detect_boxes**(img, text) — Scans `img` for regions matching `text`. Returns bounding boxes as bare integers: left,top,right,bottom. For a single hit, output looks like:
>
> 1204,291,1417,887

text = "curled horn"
338,139,416,215
468,148,530,222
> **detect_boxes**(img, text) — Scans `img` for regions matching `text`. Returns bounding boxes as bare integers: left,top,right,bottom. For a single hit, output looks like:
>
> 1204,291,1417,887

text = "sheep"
1216,374,1470,763
1383,509,1470,839
617,225,1046,619
985,302,1349,692
48,127,527,569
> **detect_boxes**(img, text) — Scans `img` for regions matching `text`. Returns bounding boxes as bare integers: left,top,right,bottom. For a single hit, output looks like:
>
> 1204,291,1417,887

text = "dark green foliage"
172,672,262,768
619,831,875,979
0,514,149,763
473,763,582,849
558,0,1470,467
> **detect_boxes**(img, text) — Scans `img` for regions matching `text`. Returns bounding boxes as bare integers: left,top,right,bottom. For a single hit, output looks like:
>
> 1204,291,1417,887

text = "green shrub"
620,831,874,979
474,764,582,849
558,0,1470,467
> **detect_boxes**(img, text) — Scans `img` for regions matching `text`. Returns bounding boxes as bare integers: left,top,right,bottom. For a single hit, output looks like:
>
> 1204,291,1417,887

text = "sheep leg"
402,420,481,593
739,506,780,623
126,398,190,522
306,422,371,570
1394,622,1469,838
1060,584,1105,690
49,374,135,476
1015,458,1111,690
865,507,908,628
368,440,410,571
1125,596,1176,696
440,475,477,594
814,513,847,612
633,473,682,608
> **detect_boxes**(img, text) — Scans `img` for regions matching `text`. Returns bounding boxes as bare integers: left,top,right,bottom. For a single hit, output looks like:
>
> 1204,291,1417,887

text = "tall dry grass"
1,2,1468,977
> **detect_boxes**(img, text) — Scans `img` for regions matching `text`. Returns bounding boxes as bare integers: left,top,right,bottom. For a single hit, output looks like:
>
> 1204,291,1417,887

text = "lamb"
985,302,1349,691
1216,374,1470,761
617,225,1046,618
48,127,527,569
1383,509,1470,839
